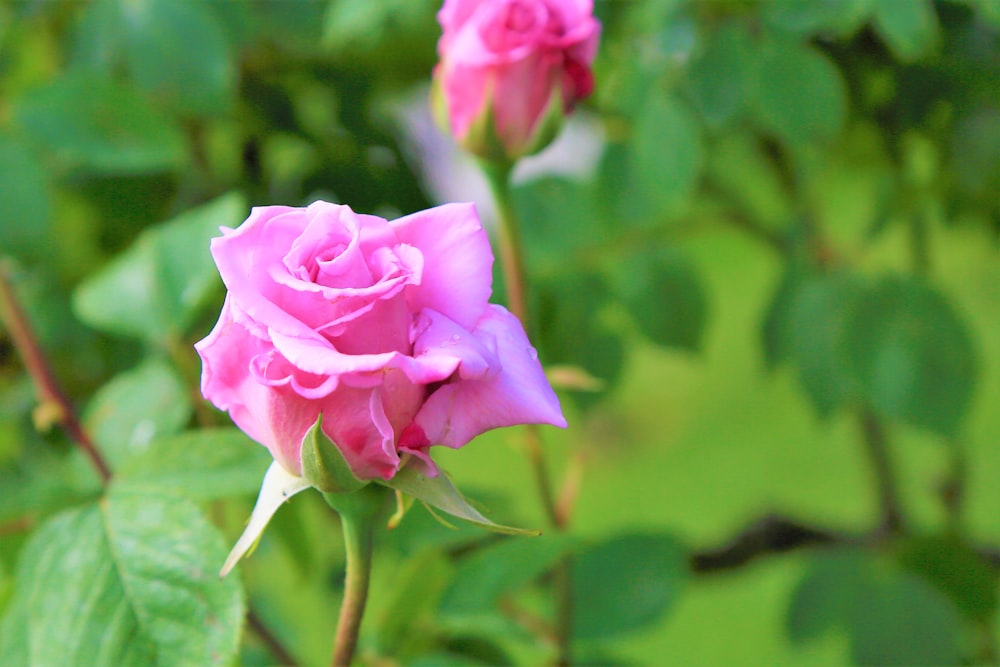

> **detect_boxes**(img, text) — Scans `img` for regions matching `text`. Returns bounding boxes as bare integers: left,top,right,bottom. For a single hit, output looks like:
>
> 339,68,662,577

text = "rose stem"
0,260,112,484
479,160,574,665
323,485,385,667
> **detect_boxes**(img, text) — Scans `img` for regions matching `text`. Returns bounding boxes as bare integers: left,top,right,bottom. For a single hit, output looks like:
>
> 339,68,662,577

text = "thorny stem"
479,161,574,666
0,260,112,484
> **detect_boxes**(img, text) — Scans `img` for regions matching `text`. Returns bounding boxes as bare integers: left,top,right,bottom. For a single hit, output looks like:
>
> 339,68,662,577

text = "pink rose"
433,0,601,159
195,201,565,481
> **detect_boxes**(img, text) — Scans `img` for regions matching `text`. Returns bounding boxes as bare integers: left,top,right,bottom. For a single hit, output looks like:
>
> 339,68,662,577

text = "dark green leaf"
440,534,576,614
872,0,939,63
898,535,997,623
572,533,687,640
82,358,191,469
114,428,272,501
787,549,868,642
614,248,707,352
787,548,964,666
73,192,244,343
0,488,244,667
13,73,186,174
850,566,962,666
845,276,977,437
513,176,602,274
785,271,863,417
750,37,847,145
535,271,625,392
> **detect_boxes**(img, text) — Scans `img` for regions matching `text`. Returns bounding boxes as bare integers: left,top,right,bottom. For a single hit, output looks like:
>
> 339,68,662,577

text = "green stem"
858,406,904,537
323,485,386,667
478,159,574,666
480,159,527,326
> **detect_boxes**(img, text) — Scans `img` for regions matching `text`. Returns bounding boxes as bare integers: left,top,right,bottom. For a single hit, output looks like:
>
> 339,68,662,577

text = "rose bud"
432,0,601,162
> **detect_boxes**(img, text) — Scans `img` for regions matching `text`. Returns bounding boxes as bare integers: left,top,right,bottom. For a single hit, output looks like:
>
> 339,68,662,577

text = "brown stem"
690,515,845,573
0,261,111,483
246,607,299,666
858,407,904,537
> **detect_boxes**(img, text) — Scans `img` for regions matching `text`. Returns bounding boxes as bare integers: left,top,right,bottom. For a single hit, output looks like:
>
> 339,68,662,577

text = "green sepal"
519,82,567,158
300,415,367,494
461,77,514,165
379,465,540,536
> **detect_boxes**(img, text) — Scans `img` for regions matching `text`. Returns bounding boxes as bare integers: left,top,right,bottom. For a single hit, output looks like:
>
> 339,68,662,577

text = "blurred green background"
1,0,999,665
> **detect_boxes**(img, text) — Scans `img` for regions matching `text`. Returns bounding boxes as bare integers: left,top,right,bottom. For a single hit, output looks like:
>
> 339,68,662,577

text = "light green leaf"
381,466,540,536
872,0,939,63
686,22,753,128
0,488,244,667
13,73,186,174
114,427,272,501
73,192,244,343
82,358,191,469
630,91,703,222
750,36,847,145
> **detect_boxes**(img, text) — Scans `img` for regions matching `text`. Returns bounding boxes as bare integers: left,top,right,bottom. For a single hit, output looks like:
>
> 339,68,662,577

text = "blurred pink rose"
195,201,565,481
433,0,600,159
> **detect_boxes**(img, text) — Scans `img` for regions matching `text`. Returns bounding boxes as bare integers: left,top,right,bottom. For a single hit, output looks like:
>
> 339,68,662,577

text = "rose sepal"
518,82,567,159
220,460,311,577
456,79,516,166
301,415,368,494
379,464,541,536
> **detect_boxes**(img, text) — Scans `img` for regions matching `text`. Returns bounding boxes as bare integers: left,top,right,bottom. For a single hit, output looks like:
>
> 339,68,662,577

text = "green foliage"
0,486,244,667
0,0,998,665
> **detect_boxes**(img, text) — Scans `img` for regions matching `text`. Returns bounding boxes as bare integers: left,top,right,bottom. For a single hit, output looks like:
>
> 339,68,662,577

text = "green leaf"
845,276,977,437
898,535,998,623
787,549,868,642
686,22,753,128
850,565,962,666
381,466,540,536
369,548,454,657
872,0,939,63
785,271,864,417
440,534,576,614
629,91,703,222
614,248,707,352
750,36,847,145
119,0,235,117
114,428,272,501
762,0,872,36
0,132,51,261
0,488,244,667
13,73,186,174
82,358,191,469
535,270,625,393
73,192,244,343
513,177,602,273
572,533,687,640
787,549,964,666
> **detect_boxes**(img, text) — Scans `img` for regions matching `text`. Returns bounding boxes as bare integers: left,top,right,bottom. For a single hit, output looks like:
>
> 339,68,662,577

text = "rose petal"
412,305,566,449
391,202,493,330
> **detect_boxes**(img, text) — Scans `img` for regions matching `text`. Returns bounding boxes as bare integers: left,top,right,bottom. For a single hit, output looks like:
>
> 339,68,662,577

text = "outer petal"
391,202,493,330
410,305,566,449
195,297,320,475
